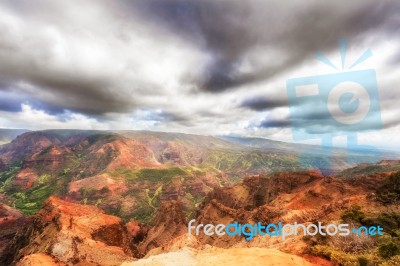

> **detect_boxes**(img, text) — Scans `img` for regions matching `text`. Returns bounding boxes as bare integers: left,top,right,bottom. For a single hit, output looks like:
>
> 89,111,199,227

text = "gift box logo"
286,39,382,169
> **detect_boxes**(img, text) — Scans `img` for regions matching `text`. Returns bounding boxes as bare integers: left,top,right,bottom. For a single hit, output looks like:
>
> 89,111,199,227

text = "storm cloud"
0,0,399,149
240,96,288,111
128,0,400,92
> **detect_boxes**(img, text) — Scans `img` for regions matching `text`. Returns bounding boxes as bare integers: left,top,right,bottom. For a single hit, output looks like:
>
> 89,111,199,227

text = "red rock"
7,196,132,265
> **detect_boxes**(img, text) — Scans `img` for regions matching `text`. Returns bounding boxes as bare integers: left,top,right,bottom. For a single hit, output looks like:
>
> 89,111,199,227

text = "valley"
0,129,398,265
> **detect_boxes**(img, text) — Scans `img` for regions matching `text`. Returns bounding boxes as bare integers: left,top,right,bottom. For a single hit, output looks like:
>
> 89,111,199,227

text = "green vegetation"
378,240,400,259
0,163,57,214
107,167,196,223
86,133,117,145
363,213,400,237
310,245,382,266
338,164,400,179
136,167,188,183
298,155,332,169
13,183,55,214
112,166,210,223
184,192,204,219
110,167,137,181
339,206,399,235
0,162,21,193
341,205,366,224
380,255,400,266
37,174,51,185
0,160,75,215
311,208,400,265
203,149,302,180
376,172,400,205
145,185,163,209
308,208,400,264
132,206,154,224
79,187,98,198
111,167,190,184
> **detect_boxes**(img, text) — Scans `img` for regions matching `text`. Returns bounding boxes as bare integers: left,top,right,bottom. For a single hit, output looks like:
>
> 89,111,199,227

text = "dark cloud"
1,0,399,110
0,0,161,117
0,76,126,116
138,109,187,123
0,65,135,116
27,100,67,116
27,76,133,116
0,98,21,112
389,50,400,65
259,109,383,133
259,119,291,128
130,0,400,92
0,90,82,116
130,108,193,128
240,96,287,111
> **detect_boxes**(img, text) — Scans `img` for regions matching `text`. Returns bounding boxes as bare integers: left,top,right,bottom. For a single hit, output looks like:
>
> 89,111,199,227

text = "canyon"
0,130,398,265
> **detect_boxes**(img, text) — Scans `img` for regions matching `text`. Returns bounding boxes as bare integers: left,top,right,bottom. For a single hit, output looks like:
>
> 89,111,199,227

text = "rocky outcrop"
0,203,25,261
202,171,323,210
192,170,375,250
68,173,129,200
1,169,393,265
0,132,63,164
23,146,73,173
135,201,187,257
13,169,39,190
3,196,132,266
16,253,62,266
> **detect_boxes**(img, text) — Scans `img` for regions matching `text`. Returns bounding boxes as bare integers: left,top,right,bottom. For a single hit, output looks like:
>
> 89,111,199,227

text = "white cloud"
0,0,398,151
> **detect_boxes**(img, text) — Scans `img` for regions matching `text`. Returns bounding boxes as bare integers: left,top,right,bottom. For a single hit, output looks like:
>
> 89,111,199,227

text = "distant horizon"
1,127,399,154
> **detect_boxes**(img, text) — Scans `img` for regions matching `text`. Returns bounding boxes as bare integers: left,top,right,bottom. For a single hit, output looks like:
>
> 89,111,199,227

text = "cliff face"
190,170,384,251
0,203,25,261
202,171,323,210
2,169,397,265
0,131,228,223
0,172,341,265
1,198,190,264
134,200,188,257
2,196,133,266
128,171,360,253
0,132,64,164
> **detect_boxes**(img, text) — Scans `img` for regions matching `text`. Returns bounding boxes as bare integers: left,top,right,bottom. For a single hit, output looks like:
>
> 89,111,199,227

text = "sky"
0,0,399,149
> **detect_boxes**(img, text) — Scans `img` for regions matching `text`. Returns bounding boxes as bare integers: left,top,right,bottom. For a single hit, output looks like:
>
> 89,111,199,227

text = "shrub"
379,241,400,259
310,245,384,266
379,255,400,266
137,167,187,183
38,174,51,185
341,205,366,224
329,224,375,253
376,172,400,204
310,245,360,266
364,212,400,237
358,256,368,266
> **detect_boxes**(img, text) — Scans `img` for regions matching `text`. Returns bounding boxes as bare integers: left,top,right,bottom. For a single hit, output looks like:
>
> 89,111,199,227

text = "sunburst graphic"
316,39,373,70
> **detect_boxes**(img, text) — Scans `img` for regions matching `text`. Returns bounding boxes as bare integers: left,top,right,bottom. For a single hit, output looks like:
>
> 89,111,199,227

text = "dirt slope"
121,247,315,266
